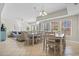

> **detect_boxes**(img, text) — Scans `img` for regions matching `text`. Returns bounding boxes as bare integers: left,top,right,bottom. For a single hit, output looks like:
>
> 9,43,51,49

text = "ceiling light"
36,21,40,24
39,11,42,16
39,10,47,16
43,11,47,15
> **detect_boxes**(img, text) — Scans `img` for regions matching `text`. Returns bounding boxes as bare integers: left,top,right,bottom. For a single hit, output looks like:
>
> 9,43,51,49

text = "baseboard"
67,40,79,44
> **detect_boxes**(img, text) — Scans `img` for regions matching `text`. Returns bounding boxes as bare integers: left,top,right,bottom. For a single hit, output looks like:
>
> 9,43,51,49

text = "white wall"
1,18,31,36
0,3,4,27
59,15,79,41
1,18,31,32
67,3,79,15
66,3,79,41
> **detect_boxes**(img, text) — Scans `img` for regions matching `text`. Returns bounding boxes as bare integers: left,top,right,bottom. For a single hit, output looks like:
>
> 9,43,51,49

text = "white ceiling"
1,3,67,23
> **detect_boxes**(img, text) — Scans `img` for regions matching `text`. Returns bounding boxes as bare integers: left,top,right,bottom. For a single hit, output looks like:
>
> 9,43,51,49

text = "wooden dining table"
27,33,41,46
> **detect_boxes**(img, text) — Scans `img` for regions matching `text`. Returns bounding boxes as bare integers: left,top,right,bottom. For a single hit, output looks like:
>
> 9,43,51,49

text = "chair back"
21,32,28,40
45,32,55,40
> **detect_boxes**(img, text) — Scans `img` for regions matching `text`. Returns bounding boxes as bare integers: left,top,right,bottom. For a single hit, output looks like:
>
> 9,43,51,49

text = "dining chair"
45,32,57,55
61,35,66,55
55,34,66,56
17,32,25,42
22,32,31,45
42,32,56,54
35,34,40,43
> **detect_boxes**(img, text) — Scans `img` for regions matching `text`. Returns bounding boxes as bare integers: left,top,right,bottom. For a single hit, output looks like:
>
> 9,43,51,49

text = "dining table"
27,33,41,46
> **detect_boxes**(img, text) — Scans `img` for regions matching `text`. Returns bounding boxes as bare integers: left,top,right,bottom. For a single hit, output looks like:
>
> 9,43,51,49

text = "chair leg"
27,40,29,45
54,46,56,56
43,40,44,51
46,44,48,54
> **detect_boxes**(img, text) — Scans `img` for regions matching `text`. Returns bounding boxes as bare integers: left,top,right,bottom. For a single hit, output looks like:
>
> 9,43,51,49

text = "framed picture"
62,20,71,35
51,20,60,32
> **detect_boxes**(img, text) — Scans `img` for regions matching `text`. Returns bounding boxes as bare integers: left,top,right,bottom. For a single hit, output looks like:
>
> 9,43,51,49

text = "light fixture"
36,21,40,25
39,10,47,16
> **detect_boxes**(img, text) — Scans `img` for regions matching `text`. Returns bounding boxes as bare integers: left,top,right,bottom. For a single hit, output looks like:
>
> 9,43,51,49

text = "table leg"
43,37,45,51
32,34,34,46
60,38,63,56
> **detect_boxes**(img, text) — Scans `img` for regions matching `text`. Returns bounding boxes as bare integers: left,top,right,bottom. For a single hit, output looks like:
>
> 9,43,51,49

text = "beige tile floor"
0,38,79,56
